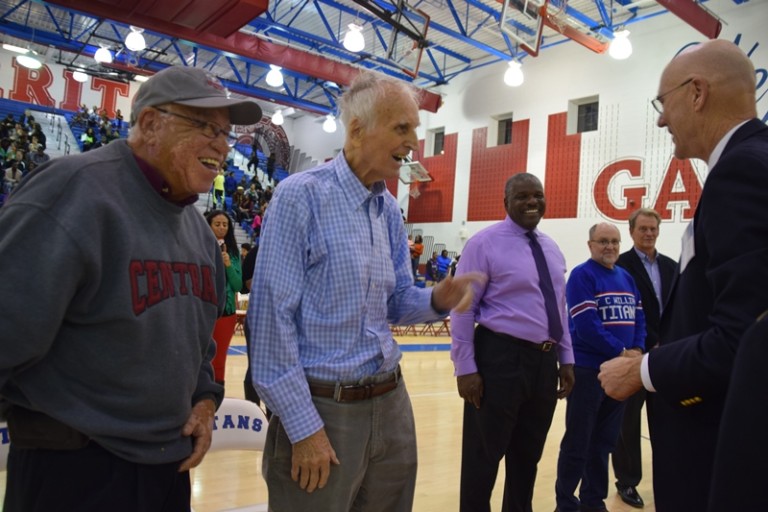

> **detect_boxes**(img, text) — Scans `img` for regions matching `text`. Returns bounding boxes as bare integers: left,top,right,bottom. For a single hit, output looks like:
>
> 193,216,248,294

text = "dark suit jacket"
616,248,676,350
650,118,768,511
708,311,768,511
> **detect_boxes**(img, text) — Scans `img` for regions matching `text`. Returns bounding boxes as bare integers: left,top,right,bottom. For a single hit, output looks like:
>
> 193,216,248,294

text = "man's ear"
691,77,709,112
347,117,364,145
136,107,161,139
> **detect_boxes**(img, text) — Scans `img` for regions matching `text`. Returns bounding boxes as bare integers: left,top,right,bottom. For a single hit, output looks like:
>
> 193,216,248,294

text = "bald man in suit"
598,40,768,511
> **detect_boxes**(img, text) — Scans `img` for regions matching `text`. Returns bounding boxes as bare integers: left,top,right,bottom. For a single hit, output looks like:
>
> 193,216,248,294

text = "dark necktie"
525,231,564,342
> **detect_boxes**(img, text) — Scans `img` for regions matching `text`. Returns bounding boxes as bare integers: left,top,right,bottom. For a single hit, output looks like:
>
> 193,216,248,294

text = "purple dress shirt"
451,216,574,375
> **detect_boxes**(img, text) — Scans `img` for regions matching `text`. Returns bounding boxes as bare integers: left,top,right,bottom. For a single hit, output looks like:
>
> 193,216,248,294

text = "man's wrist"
430,291,449,315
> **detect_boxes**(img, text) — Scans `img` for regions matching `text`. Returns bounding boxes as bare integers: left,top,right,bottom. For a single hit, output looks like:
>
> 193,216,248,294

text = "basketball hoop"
409,183,422,199
549,0,569,33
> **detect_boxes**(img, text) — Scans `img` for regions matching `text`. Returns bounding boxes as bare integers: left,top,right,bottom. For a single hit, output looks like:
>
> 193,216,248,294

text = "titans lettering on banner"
213,413,264,433
129,260,218,316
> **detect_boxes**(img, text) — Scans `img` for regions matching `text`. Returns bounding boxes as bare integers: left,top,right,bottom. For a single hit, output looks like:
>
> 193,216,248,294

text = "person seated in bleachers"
251,210,262,238
425,251,438,286
29,145,50,171
236,191,256,223
244,182,259,203
30,124,46,150
28,135,41,154
115,109,124,130
4,161,23,194
101,124,120,145
81,127,98,152
224,171,237,198
436,249,453,282
4,148,26,171
230,186,245,219
0,138,11,164
10,124,27,146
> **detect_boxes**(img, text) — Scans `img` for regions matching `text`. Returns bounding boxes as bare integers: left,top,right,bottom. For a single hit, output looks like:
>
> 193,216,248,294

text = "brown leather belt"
309,367,401,403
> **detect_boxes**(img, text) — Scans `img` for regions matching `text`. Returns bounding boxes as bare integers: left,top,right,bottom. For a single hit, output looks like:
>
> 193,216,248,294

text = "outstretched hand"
431,272,486,313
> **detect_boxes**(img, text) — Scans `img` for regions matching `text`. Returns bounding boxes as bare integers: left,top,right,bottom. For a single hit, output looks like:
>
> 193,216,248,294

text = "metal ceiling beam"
39,0,443,111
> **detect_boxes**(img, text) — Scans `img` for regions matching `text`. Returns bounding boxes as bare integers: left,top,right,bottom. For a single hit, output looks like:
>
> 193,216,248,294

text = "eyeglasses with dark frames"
153,107,236,146
651,78,693,114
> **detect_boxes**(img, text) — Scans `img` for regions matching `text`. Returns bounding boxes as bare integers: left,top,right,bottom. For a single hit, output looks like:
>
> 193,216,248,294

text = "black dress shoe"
616,485,644,508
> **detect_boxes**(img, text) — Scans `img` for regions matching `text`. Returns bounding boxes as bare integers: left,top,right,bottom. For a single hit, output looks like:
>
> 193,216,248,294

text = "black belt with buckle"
308,367,401,403
479,325,557,353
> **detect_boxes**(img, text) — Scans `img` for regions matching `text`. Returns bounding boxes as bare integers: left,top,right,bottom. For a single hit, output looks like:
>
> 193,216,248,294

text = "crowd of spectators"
2,111,51,195
71,104,122,151
212,167,273,243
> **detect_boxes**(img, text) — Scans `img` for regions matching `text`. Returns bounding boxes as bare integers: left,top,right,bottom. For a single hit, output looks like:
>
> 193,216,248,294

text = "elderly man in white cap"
0,66,262,511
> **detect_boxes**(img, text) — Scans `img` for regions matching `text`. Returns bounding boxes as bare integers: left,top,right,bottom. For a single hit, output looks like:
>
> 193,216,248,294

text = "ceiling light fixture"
343,23,365,53
72,69,89,82
2,43,29,54
266,65,284,88
271,109,284,125
134,74,150,82
125,26,146,52
16,52,42,70
94,46,113,64
609,29,632,60
322,115,337,133
503,60,524,87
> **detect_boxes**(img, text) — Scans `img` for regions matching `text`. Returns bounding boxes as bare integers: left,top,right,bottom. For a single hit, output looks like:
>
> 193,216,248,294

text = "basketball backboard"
386,5,430,78
399,157,433,184
499,0,548,57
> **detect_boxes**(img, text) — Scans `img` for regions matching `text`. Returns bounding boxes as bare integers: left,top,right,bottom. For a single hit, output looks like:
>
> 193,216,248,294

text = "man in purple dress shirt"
451,173,575,512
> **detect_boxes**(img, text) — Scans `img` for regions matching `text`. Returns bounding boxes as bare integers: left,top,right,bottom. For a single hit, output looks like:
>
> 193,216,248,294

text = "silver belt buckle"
541,341,554,352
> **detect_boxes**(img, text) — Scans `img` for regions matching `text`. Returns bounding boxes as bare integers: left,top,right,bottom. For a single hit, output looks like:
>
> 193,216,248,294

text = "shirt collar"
132,153,198,207
633,246,657,263
505,216,534,236
335,151,386,215
708,120,750,170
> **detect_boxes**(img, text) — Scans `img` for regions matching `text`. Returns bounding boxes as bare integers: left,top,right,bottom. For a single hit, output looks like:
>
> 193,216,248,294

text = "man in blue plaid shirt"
248,71,481,512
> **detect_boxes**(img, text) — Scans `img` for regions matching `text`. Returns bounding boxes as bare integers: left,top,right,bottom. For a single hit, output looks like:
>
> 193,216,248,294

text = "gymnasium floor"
0,333,656,511
189,333,655,512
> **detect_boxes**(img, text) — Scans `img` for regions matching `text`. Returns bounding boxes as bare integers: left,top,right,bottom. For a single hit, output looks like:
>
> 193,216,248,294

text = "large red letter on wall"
91,77,130,118
466,121,530,222
60,69,85,112
593,159,648,221
9,61,55,107
544,112,581,219
653,157,701,221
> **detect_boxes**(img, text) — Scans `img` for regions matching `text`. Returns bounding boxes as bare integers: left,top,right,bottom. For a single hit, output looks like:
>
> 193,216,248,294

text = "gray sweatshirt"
0,140,224,464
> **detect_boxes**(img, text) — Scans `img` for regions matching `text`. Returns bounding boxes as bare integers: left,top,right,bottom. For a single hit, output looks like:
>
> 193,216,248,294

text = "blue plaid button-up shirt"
247,152,441,442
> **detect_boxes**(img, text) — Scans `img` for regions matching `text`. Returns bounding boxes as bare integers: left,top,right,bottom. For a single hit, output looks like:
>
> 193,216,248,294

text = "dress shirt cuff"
640,353,656,392
453,357,478,376
430,291,450,315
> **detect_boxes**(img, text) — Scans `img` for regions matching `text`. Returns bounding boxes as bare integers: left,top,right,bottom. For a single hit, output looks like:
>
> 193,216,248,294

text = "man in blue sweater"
555,222,646,512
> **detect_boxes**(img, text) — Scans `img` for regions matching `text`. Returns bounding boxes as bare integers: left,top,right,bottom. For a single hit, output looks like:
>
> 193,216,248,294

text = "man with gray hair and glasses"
0,66,262,510
248,70,483,512
599,39,768,511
